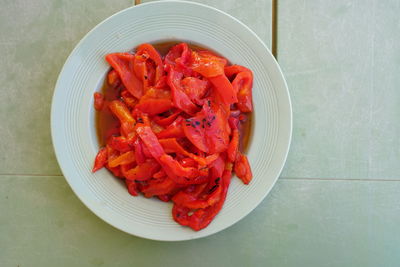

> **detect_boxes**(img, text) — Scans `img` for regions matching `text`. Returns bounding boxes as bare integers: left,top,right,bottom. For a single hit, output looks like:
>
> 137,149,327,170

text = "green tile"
142,0,272,47
278,0,400,179
1,175,399,266
0,0,131,175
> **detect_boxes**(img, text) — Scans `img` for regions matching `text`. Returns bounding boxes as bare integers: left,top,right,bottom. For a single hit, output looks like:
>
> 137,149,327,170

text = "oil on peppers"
93,42,254,231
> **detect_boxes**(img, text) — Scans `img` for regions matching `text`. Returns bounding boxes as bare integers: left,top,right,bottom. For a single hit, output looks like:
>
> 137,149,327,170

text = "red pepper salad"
92,42,253,231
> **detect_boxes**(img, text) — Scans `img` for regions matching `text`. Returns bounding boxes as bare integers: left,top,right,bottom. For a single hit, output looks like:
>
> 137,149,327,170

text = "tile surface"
0,0,131,175
142,0,272,47
1,176,399,267
278,0,400,179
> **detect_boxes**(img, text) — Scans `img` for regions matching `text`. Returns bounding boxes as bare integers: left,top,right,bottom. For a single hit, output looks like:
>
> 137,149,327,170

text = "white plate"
51,0,292,241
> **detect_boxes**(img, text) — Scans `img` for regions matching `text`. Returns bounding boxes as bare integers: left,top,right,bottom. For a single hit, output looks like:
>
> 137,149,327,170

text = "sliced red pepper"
181,77,209,105
105,53,143,99
92,148,107,172
108,100,135,124
159,138,218,166
108,151,136,168
125,179,138,196
227,129,239,162
167,68,198,115
153,169,167,179
165,43,191,70
208,74,238,105
183,101,230,154
120,122,136,139
234,152,252,184
153,110,181,126
141,176,177,198
120,90,138,108
107,69,121,87
180,157,197,167
136,125,165,160
136,98,172,115
189,50,226,77
155,75,168,89
133,138,146,165
124,159,160,181
156,116,185,139
232,71,253,112
172,169,232,231
107,136,134,153
136,43,164,83
224,64,251,79
94,92,105,111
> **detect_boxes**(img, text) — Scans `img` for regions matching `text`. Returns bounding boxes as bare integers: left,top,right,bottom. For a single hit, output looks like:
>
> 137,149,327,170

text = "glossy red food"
93,42,253,231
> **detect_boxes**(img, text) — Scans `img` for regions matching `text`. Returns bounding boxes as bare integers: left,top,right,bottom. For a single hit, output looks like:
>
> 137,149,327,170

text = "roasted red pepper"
92,148,107,172
105,53,143,99
94,92,105,111
94,43,254,231
234,152,253,184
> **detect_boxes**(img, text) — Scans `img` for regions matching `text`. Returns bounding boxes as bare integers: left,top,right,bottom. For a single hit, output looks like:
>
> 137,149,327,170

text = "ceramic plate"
51,0,292,241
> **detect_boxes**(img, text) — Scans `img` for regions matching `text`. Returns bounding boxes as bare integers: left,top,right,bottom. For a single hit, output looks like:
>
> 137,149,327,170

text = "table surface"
1,0,399,266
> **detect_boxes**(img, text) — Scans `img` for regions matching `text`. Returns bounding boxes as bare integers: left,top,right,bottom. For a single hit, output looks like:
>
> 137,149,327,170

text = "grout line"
0,174,63,177
280,177,400,182
271,0,278,59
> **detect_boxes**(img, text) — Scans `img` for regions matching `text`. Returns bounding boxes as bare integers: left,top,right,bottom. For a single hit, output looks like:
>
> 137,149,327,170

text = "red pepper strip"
153,169,167,179
180,157,197,167
234,152,252,184
173,186,222,210
136,126,165,160
120,90,138,109
158,195,171,202
141,141,153,158
94,92,105,111
133,138,146,164
150,121,164,134
141,176,176,198
108,136,134,153
146,61,156,86
167,68,198,115
125,179,138,196
183,102,230,154
105,145,124,178
92,148,107,172
208,74,238,105
232,71,253,112
105,53,143,99
227,129,239,162
156,116,185,139
210,154,225,178
108,151,135,168
107,69,121,87
135,98,172,115
133,55,148,89
181,77,209,105
189,50,226,77
165,43,191,69
159,154,198,178
172,169,232,231
124,159,160,181
155,75,168,89
159,138,218,166
120,122,136,139
136,43,164,83
228,116,239,129
108,100,135,124
224,65,251,79
153,110,181,126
